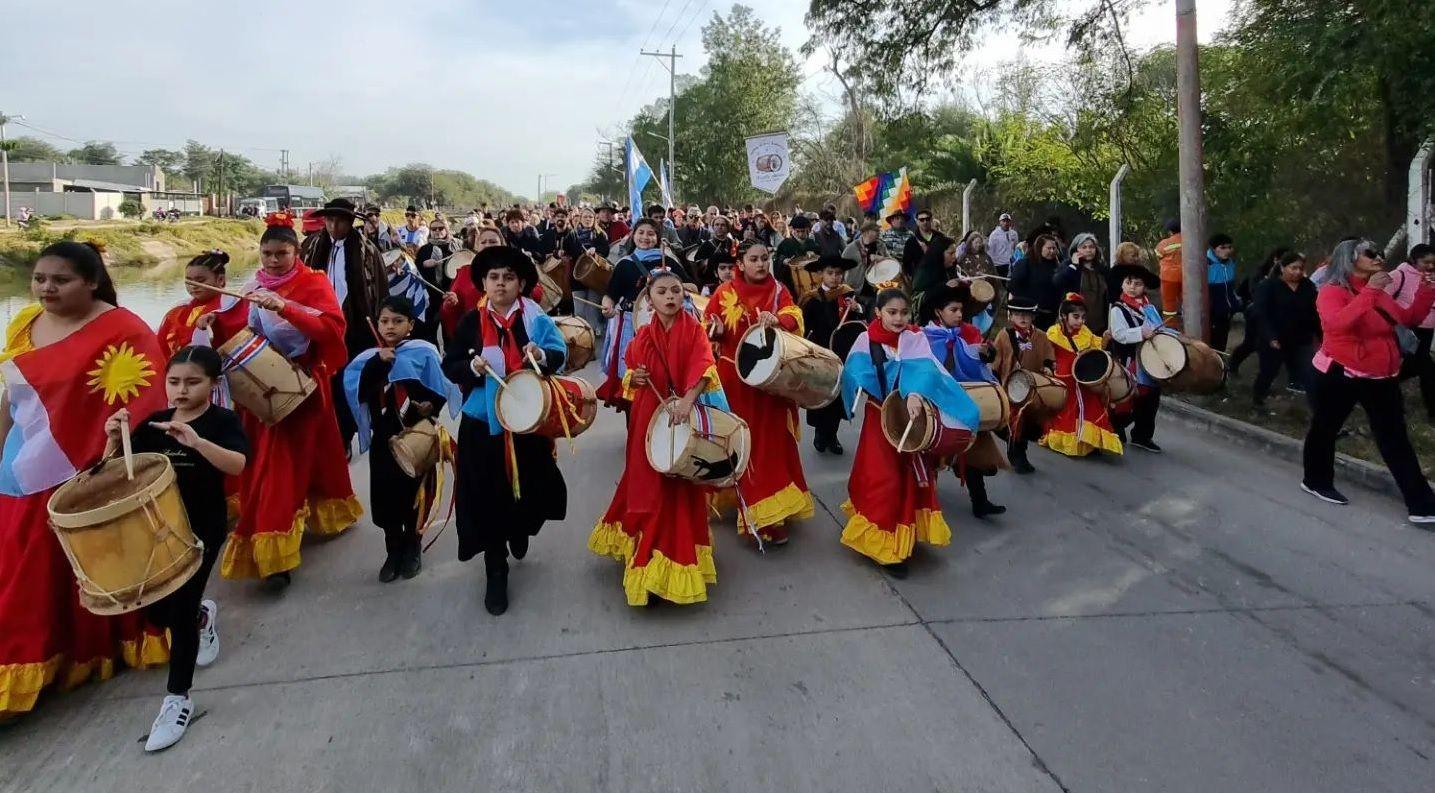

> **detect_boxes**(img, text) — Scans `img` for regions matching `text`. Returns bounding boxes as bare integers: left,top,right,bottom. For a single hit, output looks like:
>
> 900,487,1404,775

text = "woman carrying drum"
1107,260,1166,453
839,289,981,577
0,241,172,718
442,247,569,615
198,224,361,588
597,218,690,412
1040,293,1124,458
158,250,230,358
589,269,729,606
103,346,249,751
702,239,813,546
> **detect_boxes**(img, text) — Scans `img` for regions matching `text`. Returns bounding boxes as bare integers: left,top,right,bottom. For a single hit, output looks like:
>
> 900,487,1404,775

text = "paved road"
3,374,1434,792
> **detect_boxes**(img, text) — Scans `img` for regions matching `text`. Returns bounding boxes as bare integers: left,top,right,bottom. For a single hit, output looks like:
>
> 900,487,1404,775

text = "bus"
261,184,326,213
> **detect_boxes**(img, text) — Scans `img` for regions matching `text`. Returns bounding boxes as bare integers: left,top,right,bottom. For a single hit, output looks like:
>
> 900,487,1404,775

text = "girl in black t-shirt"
104,345,247,752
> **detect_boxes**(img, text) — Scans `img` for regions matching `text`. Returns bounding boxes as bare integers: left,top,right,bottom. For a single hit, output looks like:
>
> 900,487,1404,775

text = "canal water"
0,253,259,330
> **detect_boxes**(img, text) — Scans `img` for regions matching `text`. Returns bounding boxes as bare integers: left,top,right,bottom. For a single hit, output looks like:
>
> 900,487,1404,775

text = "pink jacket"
1314,276,1435,378
1386,262,1435,329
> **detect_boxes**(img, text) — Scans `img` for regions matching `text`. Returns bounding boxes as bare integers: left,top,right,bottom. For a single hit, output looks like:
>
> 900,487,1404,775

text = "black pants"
1007,419,1043,460
369,426,424,559
1229,317,1260,373
1399,327,1435,419
807,401,844,439
1302,365,1435,513
1115,387,1160,443
1210,313,1233,353
967,471,993,507
146,542,220,696
1253,341,1315,406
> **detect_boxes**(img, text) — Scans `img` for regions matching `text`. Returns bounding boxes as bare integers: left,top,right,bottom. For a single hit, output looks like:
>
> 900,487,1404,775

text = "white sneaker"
196,600,219,668
1410,513,1435,525
144,695,193,752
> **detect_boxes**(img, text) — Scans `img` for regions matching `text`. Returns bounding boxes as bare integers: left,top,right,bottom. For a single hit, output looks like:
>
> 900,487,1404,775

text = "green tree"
134,148,186,183
67,140,122,165
181,140,216,188
3,136,66,162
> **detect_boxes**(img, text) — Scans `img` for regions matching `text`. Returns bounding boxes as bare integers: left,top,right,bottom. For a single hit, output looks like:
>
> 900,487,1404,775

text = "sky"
1,0,1234,198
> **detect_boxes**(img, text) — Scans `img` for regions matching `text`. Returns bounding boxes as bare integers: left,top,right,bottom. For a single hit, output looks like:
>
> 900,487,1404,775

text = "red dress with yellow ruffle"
0,305,170,718
588,311,724,605
1040,324,1124,457
208,266,362,579
156,294,221,358
701,274,814,539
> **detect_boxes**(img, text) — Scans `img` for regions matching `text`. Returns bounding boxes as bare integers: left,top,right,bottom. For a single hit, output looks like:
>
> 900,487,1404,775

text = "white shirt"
326,235,349,306
987,225,1019,266
396,224,429,248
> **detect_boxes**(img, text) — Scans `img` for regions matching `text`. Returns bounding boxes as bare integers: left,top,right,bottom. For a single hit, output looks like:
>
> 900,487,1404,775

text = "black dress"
358,353,446,555
441,309,567,565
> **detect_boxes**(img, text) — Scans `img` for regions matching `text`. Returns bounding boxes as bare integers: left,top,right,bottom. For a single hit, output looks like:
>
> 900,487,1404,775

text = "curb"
1162,396,1399,498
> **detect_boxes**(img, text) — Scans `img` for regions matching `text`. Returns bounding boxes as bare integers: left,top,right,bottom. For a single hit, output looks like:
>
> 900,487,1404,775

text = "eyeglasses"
917,216,932,222
1358,248,1384,260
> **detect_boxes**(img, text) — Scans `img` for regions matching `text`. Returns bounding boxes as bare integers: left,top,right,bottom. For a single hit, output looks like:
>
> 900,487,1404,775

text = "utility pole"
280,149,290,182
1175,0,1209,341
641,45,682,202
598,140,617,203
0,112,20,227
307,162,314,186
217,149,225,217
537,173,557,202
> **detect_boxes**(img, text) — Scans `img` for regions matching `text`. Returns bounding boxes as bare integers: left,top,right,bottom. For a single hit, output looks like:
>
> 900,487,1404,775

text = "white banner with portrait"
745,132,791,194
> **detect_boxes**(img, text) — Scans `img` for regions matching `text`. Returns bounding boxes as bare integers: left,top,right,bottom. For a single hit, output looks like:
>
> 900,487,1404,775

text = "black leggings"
1253,342,1315,406
145,543,220,696
1301,365,1435,513
1399,327,1435,420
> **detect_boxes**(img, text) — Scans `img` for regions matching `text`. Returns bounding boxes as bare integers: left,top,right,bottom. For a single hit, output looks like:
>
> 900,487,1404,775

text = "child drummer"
701,239,814,546
589,269,730,606
104,346,248,752
799,254,862,455
343,296,461,583
839,289,981,577
442,247,569,615
919,282,1007,518
1041,293,1124,458
991,297,1056,474
1107,262,1164,452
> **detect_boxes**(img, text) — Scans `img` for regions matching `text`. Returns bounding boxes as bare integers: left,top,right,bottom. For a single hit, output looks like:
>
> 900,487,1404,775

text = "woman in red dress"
0,241,170,718
589,269,726,605
157,250,230,357
198,225,361,587
701,239,813,545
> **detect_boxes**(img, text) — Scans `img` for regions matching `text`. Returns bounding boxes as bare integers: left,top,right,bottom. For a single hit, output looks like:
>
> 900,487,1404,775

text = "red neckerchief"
479,300,525,375
867,319,914,347
1119,293,1150,313
730,272,780,314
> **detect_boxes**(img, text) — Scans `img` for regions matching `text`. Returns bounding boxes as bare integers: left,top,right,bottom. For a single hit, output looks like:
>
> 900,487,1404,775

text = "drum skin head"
1141,333,1186,379
1006,371,1033,403
1073,350,1111,384
497,370,545,432
737,327,779,385
647,416,694,471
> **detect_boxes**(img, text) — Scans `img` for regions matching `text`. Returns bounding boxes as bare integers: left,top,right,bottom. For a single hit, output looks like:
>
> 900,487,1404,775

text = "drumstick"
185,280,260,303
119,420,134,481
468,349,509,391
366,317,385,348
526,348,544,374
896,415,916,454
572,295,605,310
410,272,448,297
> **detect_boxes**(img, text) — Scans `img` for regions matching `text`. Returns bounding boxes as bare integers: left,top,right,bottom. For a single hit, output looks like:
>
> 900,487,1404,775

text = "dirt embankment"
0,218,264,269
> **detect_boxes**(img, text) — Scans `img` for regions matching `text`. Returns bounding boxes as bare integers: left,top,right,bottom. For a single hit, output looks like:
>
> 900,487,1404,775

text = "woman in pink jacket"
1387,243,1435,421
1301,239,1435,524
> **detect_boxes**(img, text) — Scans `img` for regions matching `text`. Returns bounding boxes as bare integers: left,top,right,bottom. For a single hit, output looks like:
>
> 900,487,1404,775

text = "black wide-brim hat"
473,246,539,295
805,254,856,273
312,198,361,219
919,280,984,324
1111,263,1159,289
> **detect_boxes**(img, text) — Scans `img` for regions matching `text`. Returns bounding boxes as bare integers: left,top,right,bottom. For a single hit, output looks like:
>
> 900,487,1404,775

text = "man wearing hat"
395,206,429,251
302,197,390,450
992,296,1057,474
774,214,821,294
361,204,395,252
799,255,862,454
594,203,628,247
987,212,1019,270
880,211,914,258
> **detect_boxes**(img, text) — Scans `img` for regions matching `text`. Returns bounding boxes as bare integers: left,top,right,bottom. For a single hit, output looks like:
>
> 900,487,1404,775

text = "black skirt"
454,416,567,561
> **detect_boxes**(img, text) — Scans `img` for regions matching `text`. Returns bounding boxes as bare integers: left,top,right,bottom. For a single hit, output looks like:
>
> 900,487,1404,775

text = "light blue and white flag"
626,136,654,214
658,159,674,209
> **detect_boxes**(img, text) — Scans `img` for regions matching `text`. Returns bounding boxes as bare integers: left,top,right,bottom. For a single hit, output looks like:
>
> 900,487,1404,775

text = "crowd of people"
1,194,1432,757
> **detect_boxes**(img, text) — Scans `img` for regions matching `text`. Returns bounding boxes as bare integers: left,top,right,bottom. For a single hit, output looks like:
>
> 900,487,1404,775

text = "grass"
1174,329,1433,476
0,218,265,268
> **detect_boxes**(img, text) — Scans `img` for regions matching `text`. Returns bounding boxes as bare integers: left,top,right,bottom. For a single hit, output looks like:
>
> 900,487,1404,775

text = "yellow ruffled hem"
1,632,170,717
1041,423,1124,457
221,505,307,580
736,482,815,534
587,519,635,563
838,500,951,565
308,495,363,536
623,546,716,606
225,492,241,530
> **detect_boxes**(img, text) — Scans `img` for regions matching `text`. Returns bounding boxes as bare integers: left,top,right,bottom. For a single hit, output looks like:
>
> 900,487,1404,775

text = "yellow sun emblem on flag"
718,289,745,332
86,342,156,405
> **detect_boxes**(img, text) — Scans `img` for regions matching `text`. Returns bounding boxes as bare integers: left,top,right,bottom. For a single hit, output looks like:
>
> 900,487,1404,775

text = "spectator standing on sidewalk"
987,213,1020,273
1387,243,1435,421
1250,251,1319,409
1300,239,1435,524
1206,233,1242,351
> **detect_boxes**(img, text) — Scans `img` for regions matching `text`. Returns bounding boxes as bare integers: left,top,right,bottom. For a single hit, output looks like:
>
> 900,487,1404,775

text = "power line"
672,0,713,44
9,118,286,157
617,0,677,111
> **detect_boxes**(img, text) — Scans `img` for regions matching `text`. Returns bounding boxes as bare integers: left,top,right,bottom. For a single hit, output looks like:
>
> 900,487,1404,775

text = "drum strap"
869,340,891,398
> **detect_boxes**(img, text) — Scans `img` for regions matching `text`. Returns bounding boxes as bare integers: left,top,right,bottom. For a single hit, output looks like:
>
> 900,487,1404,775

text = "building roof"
69,178,153,193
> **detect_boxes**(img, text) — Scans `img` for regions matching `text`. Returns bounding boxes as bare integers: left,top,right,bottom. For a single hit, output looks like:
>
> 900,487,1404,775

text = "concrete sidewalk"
2,384,1433,792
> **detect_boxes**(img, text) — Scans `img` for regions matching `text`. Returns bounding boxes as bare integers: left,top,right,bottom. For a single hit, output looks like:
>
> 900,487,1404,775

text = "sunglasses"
917,216,932,222
405,212,417,218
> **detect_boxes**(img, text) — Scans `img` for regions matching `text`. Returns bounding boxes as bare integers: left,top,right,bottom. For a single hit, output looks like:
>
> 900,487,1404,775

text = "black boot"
484,555,509,615
969,474,1007,518
378,554,399,583
509,533,529,561
1009,442,1035,475
813,433,828,453
828,435,844,455
398,538,422,579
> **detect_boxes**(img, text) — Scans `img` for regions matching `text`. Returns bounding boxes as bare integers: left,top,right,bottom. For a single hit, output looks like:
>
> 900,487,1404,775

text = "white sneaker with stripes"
144,695,193,752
